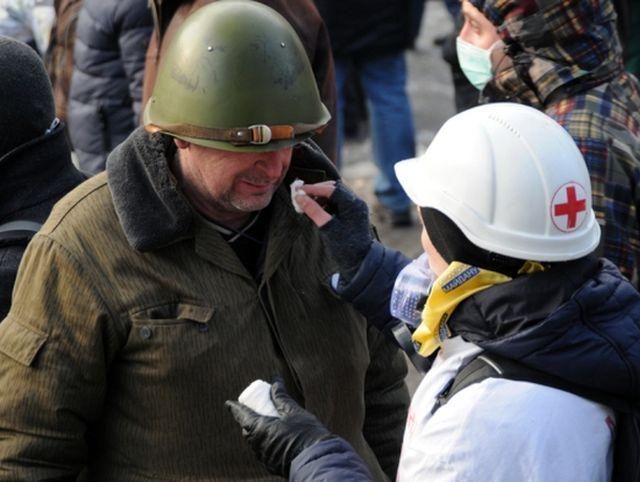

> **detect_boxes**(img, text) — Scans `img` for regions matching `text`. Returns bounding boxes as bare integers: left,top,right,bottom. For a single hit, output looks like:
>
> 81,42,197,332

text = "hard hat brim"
395,156,429,207
394,153,602,262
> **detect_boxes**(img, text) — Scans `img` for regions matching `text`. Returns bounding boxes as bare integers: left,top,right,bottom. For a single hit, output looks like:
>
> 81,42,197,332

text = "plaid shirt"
473,0,640,283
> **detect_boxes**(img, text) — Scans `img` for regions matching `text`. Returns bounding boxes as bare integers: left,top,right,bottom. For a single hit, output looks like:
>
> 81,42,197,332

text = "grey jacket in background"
67,0,152,174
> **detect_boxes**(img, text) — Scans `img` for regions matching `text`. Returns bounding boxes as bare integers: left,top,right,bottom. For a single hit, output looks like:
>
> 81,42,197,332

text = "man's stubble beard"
214,184,279,214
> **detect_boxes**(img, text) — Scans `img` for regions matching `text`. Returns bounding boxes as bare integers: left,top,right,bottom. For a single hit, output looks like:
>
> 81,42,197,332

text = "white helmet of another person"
395,103,600,262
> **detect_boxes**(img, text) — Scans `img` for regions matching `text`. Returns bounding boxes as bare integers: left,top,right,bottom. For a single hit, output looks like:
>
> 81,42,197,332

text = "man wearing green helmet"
0,2,409,480
143,0,338,161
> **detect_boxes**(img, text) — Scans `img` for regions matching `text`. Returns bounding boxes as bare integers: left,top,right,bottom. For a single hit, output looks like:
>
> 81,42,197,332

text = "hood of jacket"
471,0,625,107
449,256,640,401
0,122,85,223
106,127,339,252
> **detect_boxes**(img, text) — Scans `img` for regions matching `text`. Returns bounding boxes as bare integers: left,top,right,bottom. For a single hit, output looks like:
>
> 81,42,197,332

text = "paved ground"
340,1,458,394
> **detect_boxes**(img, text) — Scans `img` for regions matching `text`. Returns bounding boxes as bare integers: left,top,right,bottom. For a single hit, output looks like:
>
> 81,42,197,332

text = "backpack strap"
0,220,42,247
432,352,631,415
431,351,640,482
390,321,434,373
431,354,501,414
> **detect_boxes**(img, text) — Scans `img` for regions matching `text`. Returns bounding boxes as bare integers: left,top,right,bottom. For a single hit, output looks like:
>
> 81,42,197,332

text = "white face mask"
456,37,501,91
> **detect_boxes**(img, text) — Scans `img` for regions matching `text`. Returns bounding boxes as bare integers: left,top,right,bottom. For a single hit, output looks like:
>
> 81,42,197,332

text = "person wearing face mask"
455,0,640,289
227,103,640,481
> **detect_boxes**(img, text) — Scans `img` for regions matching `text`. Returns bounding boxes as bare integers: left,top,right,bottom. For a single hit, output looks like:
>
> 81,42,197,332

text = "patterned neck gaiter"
412,261,544,356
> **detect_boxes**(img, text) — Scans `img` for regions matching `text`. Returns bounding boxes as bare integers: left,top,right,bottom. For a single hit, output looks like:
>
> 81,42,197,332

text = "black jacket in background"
0,124,85,320
314,0,413,59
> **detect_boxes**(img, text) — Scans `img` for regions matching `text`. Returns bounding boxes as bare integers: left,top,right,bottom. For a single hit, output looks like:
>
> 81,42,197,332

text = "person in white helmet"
227,102,640,481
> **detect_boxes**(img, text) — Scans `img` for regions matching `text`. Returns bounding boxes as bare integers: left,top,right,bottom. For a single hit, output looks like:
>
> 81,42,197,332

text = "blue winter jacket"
68,0,152,175
334,242,411,332
290,249,640,481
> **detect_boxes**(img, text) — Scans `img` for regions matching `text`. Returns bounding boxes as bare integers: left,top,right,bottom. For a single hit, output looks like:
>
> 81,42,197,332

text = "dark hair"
419,207,536,277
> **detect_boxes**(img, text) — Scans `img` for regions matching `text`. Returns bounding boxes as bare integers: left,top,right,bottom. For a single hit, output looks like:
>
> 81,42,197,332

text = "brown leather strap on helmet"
145,122,325,146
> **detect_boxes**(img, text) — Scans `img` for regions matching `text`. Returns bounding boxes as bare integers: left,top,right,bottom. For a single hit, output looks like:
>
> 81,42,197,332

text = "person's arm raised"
295,181,412,331
295,180,374,285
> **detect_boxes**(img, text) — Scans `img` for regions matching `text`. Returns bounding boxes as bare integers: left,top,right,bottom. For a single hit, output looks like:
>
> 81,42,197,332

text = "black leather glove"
320,181,374,284
225,379,335,478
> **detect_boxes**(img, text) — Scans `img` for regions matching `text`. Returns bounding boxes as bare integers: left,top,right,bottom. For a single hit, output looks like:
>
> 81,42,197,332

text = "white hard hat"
395,103,600,262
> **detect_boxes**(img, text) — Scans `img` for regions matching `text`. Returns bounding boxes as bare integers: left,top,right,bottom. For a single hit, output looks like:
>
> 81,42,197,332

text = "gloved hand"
295,180,374,284
225,379,335,478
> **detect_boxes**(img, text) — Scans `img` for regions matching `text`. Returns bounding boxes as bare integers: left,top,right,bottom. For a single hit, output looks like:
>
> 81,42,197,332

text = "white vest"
397,336,615,481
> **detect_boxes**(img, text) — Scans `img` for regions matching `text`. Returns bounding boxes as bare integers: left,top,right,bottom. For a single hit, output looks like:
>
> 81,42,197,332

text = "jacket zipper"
257,280,303,394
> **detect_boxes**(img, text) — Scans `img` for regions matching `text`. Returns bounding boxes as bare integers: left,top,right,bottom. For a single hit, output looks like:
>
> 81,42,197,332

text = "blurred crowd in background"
1,0,639,224
1,1,640,479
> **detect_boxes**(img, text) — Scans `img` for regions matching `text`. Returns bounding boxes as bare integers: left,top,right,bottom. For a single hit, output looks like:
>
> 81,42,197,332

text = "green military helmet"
143,0,331,152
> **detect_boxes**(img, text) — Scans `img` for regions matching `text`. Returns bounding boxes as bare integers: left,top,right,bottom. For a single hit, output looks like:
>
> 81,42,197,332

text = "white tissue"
238,380,280,417
290,178,305,213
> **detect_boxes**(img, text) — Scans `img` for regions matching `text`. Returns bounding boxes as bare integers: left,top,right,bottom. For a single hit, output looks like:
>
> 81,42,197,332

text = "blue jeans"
336,53,416,213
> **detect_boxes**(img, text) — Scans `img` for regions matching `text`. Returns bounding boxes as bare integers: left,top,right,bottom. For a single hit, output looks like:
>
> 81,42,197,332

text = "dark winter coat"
67,0,152,174
143,0,338,162
288,254,640,481
474,0,640,285
0,129,409,481
313,0,414,59
0,123,85,320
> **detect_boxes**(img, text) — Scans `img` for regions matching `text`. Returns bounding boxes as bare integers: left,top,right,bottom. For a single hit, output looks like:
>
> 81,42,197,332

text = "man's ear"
174,138,190,149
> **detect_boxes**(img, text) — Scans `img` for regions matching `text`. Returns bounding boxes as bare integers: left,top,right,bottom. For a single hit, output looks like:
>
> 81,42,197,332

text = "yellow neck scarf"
412,261,545,356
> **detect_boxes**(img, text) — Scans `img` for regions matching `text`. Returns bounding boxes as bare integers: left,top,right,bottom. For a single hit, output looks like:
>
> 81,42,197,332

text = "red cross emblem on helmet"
551,182,588,232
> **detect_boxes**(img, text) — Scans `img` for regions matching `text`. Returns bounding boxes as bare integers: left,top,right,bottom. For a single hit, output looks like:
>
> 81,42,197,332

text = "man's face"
459,0,500,49
175,140,293,226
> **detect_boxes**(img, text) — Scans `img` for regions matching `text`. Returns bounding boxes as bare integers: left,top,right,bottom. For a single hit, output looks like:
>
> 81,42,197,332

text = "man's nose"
255,154,287,179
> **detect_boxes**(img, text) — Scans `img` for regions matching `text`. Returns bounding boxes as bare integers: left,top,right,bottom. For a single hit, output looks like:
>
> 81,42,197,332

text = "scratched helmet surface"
143,0,330,152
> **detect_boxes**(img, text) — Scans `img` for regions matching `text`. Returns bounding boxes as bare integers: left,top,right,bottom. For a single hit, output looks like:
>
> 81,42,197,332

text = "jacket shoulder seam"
43,179,110,235
35,232,127,342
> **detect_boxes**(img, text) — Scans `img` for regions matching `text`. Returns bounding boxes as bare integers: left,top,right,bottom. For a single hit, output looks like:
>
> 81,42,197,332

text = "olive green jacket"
0,129,409,481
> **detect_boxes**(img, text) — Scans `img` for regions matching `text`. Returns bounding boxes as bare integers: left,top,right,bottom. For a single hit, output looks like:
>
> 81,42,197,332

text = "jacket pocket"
129,301,215,327
0,317,48,366
122,302,218,387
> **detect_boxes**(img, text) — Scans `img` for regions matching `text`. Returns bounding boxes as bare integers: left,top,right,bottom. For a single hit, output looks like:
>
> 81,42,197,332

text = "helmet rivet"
280,42,286,48
207,45,213,52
